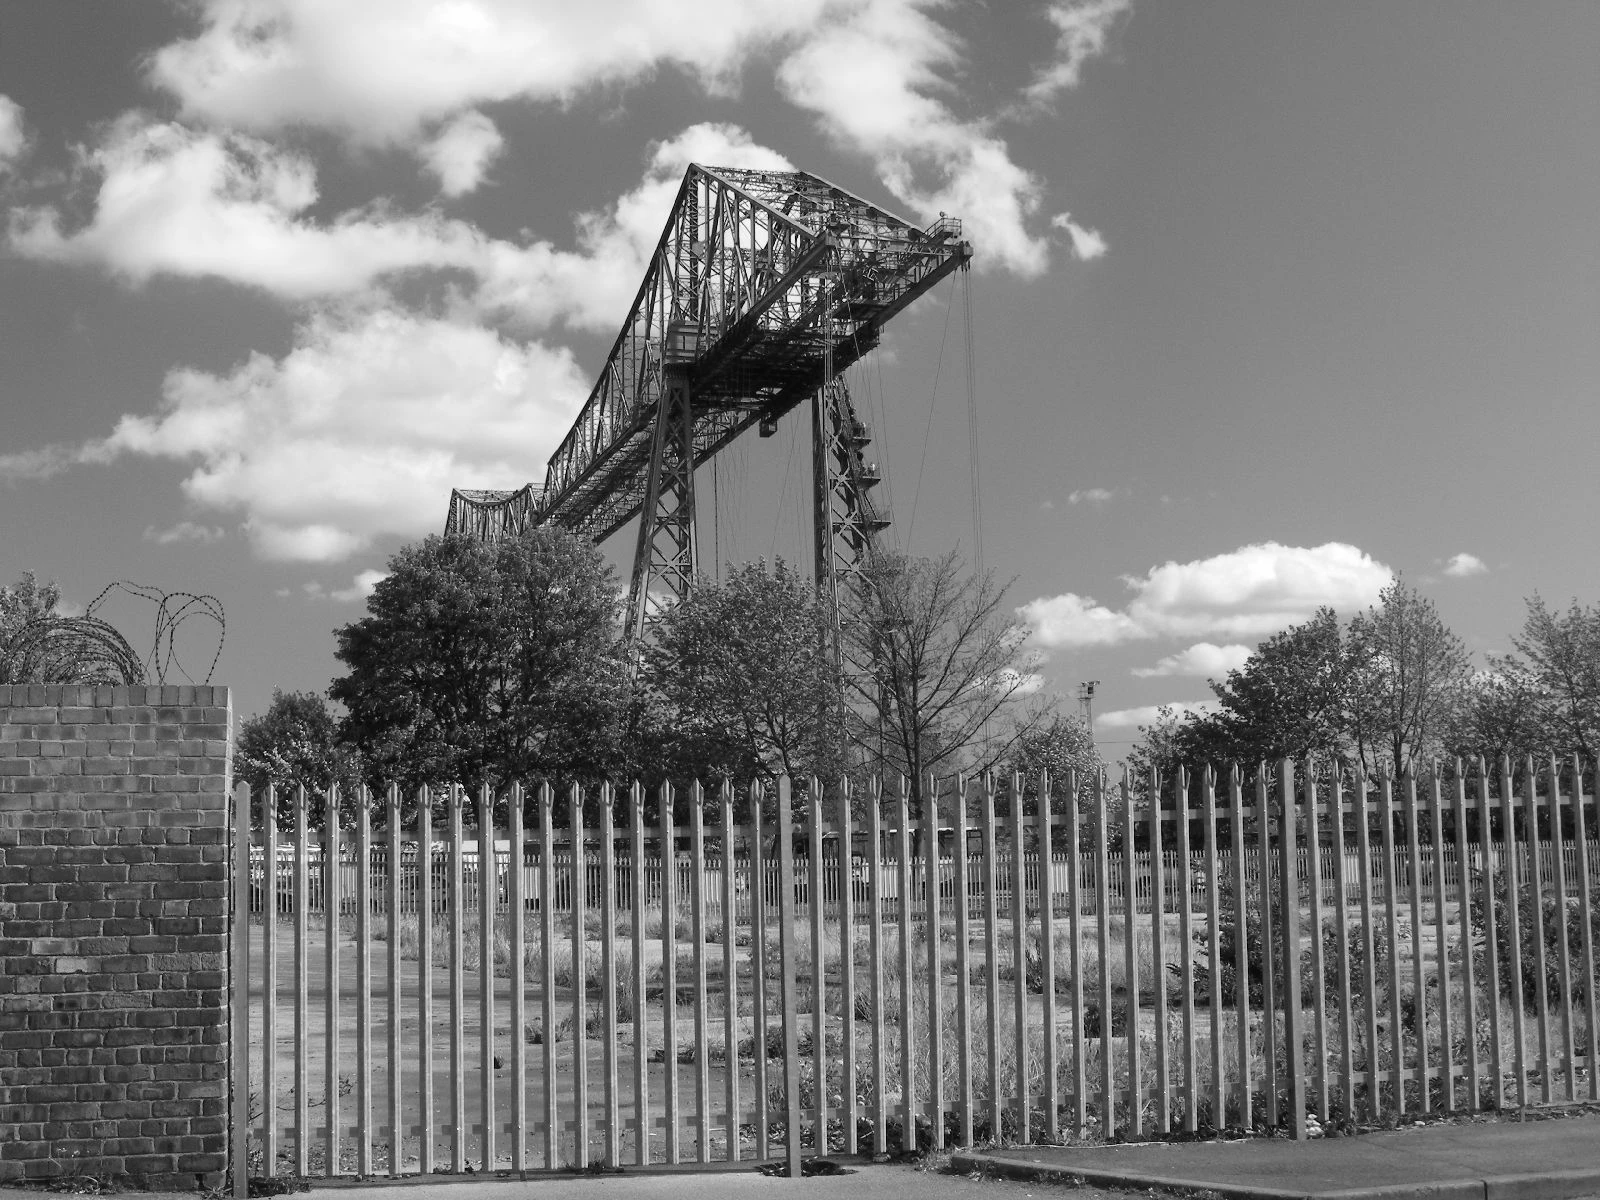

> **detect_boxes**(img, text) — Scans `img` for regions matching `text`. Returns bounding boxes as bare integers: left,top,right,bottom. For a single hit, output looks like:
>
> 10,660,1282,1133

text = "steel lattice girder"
536,165,970,541
444,486,539,540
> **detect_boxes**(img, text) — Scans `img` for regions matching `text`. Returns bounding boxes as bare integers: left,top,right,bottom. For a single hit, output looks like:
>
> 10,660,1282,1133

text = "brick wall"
0,685,233,1190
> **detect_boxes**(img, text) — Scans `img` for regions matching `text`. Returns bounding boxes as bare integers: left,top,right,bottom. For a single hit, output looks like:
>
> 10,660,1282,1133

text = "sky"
1,2,1597,756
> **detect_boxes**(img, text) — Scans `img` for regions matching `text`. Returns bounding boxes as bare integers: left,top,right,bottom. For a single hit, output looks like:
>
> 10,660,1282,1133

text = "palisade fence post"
1547,757,1576,1103
1427,771,1452,1114
1120,768,1140,1138
447,785,465,1172
1498,755,1527,1107
1475,760,1502,1112
230,782,251,1200
838,777,858,1155
658,782,676,1163
294,785,311,1177
325,784,344,1177
386,785,403,1176
601,783,621,1165
1277,759,1307,1137
1305,764,1329,1123
262,785,279,1176
1092,769,1113,1135
953,774,973,1145
1452,764,1479,1111
752,783,772,1161
629,781,649,1166
508,783,528,1175
1572,756,1600,1103
1038,769,1060,1142
691,782,712,1163
896,778,916,1151
983,772,1004,1139
808,778,827,1153
539,782,558,1168
1227,768,1250,1129
357,786,374,1175
1011,773,1031,1143
1174,767,1195,1133
720,780,741,1160
1523,759,1552,1107
866,777,885,1154
1148,766,1169,1136
572,783,591,1169
1403,773,1428,1114
776,776,804,1178
476,783,495,1172
417,786,435,1174
1255,765,1278,1128
924,773,946,1150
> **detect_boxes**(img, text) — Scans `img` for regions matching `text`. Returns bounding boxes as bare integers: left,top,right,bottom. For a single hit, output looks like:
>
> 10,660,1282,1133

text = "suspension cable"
963,264,982,573
906,272,959,550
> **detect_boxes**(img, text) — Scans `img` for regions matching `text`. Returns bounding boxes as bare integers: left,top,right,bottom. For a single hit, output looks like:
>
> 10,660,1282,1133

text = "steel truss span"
442,164,969,634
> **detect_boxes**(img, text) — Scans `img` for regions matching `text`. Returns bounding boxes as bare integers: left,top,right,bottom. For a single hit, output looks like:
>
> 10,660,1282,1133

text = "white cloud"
1442,552,1487,579
58,309,587,561
1022,1,1130,109
1021,542,1393,648
1099,701,1218,730
1067,486,1113,505
776,0,1049,275
143,521,226,545
331,569,389,603
420,110,504,197
8,115,489,300
7,114,791,331
149,0,834,144
1131,642,1254,679
0,95,25,169
1050,211,1108,260
0,443,87,483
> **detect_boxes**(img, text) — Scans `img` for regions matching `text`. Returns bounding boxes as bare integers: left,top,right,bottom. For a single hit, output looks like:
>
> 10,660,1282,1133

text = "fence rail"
231,761,1600,1185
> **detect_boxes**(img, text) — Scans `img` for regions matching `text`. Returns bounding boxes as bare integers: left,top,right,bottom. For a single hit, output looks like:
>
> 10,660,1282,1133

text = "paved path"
957,1112,1600,1200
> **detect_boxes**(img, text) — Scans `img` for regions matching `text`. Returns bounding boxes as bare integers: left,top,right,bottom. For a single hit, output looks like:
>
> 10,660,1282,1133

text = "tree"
236,690,365,829
641,559,844,790
1508,595,1600,759
1004,707,1101,815
1177,608,1355,769
1347,578,1472,776
330,530,630,802
1444,660,1552,765
845,550,1042,818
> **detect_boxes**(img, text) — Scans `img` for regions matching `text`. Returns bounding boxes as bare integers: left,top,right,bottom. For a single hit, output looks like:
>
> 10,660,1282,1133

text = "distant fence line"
248,842,1600,919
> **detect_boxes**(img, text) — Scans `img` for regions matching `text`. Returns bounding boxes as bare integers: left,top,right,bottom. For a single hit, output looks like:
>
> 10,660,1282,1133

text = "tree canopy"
236,689,365,828
330,530,630,797
641,559,843,788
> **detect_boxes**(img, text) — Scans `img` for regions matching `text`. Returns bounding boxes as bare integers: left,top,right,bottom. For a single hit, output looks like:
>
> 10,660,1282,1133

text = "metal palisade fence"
228,757,1600,1189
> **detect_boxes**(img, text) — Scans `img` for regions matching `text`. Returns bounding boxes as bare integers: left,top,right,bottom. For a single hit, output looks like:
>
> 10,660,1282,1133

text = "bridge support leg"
627,368,697,645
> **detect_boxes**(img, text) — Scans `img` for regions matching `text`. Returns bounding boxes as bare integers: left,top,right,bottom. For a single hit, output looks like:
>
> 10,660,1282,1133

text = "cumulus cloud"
1021,542,1393,649
420,110,505,196
331,569,389,603
1131,642,1253,679
0,443,90,483
143,521,226,545
776,0,1049,275
40,309,587,561
1442,552,1487,579
0,95,25,169
7,114,790,331
1051,211,1107,260
1098,701,1218,730
149,0,833,143
1067,486,1113,506
1022,1,1131,109
8,115,490,299
145,2,1070,276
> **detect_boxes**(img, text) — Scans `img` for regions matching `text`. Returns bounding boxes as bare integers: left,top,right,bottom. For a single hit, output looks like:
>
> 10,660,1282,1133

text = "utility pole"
1077,681,1100,743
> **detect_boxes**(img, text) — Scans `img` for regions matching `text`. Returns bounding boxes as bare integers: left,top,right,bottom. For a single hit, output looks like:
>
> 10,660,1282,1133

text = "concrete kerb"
951,1152,1600,1200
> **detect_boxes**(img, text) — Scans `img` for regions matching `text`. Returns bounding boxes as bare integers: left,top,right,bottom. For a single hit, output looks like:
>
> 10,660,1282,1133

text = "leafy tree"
1508,595,1600,759
845,550,1042,819
641,559,844,792
236,690,365,830
1004,706,1101,815
1178,607,1355,769
330,530,630,805
1347,578,1471,776
1444,660,1552,764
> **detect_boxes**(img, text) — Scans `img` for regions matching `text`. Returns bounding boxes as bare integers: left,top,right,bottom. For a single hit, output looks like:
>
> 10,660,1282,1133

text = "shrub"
1469,870,1600,1005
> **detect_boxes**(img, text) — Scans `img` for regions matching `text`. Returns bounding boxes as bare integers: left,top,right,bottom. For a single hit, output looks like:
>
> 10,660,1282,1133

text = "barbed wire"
0,581,224,686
